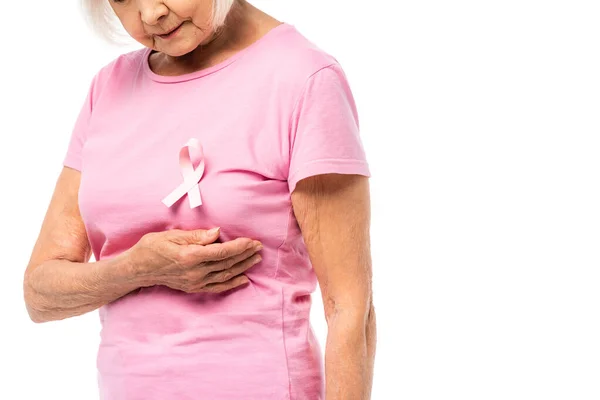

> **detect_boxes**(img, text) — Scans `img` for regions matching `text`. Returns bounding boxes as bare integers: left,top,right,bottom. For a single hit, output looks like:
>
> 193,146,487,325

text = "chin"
162,47,194,57
162,39,204,58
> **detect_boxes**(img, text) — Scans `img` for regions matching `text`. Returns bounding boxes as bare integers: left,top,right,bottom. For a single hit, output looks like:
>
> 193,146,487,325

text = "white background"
2,1,599,399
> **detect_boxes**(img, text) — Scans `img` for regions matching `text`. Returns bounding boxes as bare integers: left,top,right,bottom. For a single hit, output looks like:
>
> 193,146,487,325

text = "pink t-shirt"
63,23,370,400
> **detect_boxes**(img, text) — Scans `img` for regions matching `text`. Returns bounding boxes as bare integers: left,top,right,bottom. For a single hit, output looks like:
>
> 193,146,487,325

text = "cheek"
117,15,152,45
169,0,210,20
128,23,148,40
131,28,153,46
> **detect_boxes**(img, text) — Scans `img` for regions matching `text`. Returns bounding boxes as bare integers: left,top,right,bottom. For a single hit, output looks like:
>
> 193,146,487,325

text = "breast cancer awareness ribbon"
161,138,205,208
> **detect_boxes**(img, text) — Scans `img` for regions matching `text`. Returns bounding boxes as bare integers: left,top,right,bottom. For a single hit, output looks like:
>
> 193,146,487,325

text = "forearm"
325,305,377,400
23,249,143,323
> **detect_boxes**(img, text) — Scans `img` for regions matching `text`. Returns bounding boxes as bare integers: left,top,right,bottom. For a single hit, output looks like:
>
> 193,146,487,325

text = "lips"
158,24,182,38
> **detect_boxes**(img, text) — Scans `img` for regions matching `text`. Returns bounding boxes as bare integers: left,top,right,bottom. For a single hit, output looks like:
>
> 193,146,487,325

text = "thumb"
192,227,221,245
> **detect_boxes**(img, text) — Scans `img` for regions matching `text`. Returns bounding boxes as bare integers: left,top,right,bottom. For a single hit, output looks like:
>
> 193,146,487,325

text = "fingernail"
255,244,263,251
208,227,220,235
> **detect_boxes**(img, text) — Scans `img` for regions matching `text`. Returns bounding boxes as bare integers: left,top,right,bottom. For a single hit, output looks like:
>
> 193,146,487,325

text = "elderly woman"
23,0,376,399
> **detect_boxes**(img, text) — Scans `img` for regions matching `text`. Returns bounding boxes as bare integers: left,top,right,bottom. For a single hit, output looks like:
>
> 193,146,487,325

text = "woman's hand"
128,228,263,294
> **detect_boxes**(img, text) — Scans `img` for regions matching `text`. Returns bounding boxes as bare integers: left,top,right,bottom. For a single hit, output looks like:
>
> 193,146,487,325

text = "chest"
78,84,293,258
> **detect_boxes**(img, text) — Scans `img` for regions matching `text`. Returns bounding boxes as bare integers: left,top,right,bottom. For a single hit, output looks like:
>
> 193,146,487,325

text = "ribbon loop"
162,138,205,208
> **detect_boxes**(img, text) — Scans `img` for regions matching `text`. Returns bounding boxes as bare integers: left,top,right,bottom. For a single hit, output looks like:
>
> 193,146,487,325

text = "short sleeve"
62,76,96,172
287,63,371,193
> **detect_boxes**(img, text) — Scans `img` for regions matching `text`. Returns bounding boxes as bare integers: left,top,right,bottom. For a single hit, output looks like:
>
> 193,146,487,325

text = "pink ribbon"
161,138,205,208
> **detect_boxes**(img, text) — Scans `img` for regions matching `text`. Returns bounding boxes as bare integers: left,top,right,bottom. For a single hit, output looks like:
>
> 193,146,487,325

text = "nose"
139,0,169,26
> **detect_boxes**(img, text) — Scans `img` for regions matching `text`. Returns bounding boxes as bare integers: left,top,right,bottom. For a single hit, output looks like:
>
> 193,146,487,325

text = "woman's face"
109,0,215,57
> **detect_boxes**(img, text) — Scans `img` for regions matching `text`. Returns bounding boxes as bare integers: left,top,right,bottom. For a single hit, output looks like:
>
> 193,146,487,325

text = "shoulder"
268,24,338,70
94,47,146,78
86,48,147,103
253,24,347,92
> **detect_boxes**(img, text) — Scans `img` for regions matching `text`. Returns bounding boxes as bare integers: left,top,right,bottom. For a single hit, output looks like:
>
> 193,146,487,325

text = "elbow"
23,275,49,324
325,297,375,328
24,296,48,324
366,300,376,328
25,305,48,324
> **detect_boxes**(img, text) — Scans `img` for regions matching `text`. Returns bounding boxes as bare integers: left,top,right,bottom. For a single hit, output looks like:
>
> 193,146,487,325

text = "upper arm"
286,62,373,320
25,166,92,277
291,173,373,321
26,68,104,274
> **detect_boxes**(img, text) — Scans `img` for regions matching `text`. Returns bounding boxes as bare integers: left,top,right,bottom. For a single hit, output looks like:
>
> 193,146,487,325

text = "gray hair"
81,0,236,43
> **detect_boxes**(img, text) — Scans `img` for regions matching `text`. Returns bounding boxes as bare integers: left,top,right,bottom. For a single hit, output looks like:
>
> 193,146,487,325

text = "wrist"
110,248,156,289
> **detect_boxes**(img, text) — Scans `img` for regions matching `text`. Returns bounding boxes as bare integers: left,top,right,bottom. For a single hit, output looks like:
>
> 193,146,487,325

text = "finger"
196,238,261,262
203,254,262,284
204,246,260,273
201,274,250,294
171,227,221,245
